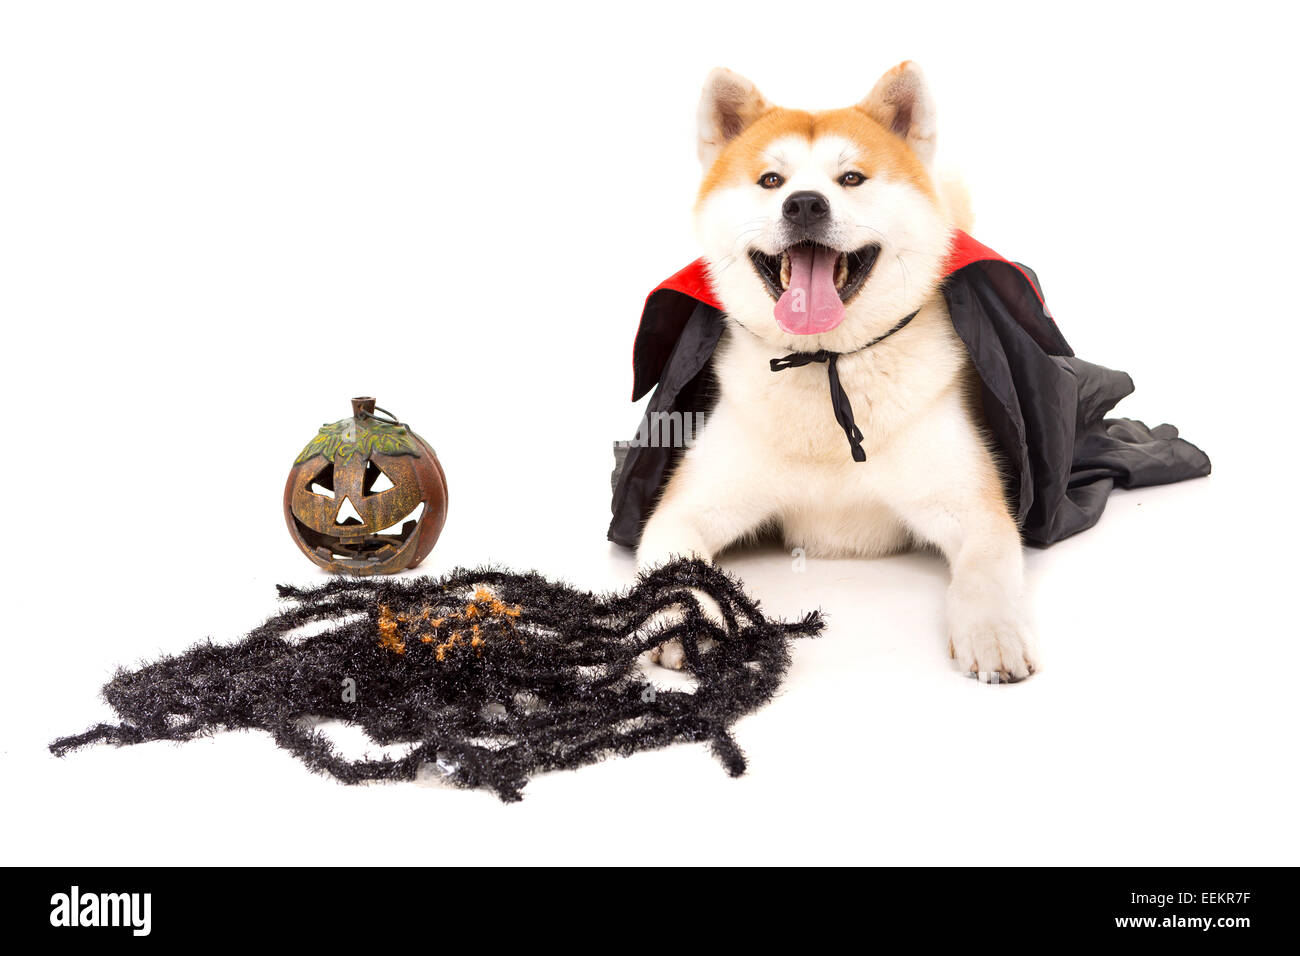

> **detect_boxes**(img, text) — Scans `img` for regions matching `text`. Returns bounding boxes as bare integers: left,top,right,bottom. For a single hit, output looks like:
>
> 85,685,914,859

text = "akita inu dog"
637,62,1036,682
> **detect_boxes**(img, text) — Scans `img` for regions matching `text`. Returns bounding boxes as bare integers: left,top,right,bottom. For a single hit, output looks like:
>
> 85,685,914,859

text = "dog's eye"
758,172,785,189
838,171,867,187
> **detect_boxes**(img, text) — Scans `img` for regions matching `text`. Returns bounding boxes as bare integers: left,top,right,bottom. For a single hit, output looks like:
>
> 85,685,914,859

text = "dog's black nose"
782,190,830,227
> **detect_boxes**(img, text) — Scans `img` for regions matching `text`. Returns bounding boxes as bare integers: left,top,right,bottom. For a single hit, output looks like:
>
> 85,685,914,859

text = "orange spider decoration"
378,587,522,659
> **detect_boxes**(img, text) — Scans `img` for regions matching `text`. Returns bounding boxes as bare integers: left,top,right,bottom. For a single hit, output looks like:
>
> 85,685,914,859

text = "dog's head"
694,62,956,352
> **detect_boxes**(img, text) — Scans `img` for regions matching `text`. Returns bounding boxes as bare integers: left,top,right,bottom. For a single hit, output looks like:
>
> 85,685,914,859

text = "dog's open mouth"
748,242,881,335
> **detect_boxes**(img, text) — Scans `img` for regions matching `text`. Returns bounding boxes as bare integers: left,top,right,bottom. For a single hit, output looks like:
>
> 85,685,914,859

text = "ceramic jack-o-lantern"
284,397,448,575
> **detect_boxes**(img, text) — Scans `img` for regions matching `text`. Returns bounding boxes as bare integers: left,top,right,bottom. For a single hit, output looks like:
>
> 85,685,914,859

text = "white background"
3,1,1296,865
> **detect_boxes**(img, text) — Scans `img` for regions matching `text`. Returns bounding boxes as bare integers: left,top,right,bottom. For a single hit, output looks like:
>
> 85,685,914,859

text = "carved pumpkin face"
284,398,447,575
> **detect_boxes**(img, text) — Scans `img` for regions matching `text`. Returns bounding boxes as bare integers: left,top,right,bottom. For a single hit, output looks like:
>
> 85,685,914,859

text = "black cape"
609,231,1210,549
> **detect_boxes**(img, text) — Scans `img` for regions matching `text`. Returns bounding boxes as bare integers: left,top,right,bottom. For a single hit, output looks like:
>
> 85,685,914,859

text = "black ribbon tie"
768,310,920,463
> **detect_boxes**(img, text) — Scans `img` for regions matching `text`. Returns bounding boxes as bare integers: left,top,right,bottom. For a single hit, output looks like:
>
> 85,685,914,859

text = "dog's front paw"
641,587,727,671
646,638,687,670
947,605,1038,684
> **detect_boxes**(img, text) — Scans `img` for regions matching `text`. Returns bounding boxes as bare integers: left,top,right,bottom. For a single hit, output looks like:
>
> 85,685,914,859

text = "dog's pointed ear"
697,68,771,169
858,61,937,168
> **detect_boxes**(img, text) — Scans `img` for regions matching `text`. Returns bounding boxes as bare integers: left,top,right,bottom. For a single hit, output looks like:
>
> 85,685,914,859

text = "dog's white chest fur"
679,300,976,556
716,301,968,462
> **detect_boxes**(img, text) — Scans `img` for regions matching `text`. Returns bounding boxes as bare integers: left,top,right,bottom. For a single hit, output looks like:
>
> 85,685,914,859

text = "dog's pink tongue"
775,245,845,334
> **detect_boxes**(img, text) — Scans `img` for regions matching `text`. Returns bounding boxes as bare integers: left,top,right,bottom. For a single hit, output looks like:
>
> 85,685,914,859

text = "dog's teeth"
780,252,791,291
835,253,848,291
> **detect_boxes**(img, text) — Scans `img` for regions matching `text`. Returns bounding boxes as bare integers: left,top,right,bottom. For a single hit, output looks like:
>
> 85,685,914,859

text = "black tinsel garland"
51,559,823,801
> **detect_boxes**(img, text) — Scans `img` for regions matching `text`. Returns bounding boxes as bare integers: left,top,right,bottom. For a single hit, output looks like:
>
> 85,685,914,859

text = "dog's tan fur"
699,107,936,200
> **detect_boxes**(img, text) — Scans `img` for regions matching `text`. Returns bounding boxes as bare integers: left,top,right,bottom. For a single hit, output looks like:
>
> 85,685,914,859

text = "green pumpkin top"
295,416,420,465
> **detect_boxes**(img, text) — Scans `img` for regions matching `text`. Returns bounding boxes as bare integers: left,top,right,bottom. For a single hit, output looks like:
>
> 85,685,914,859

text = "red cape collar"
645,230,1041,312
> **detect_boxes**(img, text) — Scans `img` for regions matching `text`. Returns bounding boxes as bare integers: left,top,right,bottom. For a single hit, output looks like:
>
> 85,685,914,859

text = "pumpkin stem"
351,396,377,419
